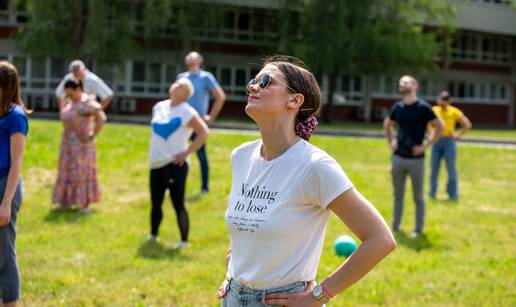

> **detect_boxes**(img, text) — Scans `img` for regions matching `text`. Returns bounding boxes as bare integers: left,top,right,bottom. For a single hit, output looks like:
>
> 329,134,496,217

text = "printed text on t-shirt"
228,183,280,233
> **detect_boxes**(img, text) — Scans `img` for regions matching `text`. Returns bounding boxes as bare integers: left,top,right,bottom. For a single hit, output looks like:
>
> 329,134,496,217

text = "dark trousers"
190,133,209,191
149,163,189,241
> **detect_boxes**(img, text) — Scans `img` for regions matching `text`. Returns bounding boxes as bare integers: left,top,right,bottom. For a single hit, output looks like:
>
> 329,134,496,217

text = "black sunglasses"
246,73,296,94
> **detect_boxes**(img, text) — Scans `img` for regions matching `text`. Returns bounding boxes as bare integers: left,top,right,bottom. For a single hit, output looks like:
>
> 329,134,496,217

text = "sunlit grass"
16,119,515,306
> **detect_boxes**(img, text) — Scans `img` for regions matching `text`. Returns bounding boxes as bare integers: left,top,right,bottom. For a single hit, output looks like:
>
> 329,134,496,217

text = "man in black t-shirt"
383,75,444,238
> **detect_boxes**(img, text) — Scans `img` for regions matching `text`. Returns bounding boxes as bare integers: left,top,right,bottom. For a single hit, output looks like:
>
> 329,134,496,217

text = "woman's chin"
245,104,260,119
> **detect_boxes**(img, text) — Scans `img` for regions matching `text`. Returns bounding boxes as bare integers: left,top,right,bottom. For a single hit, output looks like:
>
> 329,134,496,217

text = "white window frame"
452,32,512,64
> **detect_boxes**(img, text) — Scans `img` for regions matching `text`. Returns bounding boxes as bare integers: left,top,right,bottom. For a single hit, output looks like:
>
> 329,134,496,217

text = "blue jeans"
190,133,209,191
0,176,23,303
430,137,458,199
222,280,309,307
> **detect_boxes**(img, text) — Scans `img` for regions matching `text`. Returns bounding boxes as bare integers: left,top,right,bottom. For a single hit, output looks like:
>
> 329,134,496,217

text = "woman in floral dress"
52,79,106,213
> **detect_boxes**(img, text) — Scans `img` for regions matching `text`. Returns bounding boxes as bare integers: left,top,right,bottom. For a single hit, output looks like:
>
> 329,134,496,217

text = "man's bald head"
185,51,203,73
399,75,418,95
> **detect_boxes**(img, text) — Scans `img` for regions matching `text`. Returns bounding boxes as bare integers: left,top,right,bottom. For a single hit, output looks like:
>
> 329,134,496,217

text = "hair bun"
295,115,318,141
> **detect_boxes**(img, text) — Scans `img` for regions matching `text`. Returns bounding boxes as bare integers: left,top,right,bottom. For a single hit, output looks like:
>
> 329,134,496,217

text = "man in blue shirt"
383,75,444,238
177,51,226,194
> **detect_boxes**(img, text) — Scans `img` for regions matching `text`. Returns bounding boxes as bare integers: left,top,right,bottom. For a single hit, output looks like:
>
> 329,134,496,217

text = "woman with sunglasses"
218,56,396,306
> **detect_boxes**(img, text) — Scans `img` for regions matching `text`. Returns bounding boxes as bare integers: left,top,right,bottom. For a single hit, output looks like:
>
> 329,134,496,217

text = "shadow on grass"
137,240,181,260
428,196,459,205
394,231,433,252
186,193,202,202
43,207,93,224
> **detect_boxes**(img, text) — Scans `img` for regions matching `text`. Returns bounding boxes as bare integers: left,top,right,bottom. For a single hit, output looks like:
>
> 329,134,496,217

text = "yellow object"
433,105,463,137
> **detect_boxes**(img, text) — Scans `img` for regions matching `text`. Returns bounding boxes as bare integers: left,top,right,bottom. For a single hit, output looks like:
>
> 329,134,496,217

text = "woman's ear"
287,93,304,109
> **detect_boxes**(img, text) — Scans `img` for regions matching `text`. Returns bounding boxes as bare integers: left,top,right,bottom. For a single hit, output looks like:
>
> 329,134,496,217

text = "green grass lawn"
17,119,515,306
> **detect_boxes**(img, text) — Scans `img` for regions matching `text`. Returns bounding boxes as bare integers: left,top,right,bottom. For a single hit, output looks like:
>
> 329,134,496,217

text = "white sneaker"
176,241,188,249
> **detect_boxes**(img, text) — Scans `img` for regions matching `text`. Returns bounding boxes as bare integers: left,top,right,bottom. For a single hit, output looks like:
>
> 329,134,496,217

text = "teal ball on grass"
334,235,357,257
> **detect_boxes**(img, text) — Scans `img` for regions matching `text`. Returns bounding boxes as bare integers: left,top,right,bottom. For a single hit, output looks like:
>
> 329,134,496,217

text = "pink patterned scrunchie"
295,115,318,141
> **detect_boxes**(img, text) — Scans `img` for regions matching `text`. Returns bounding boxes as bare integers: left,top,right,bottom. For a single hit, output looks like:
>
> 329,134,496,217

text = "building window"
448,80,509,104
452,32,511,63
148,63,162,93
131,61,145,92
129,61,180,96
336,75,363,105
371,75,399,96
211,65,257,100
0,0,8,22
50,57,65,88
164,63,178,92
13,56,26,87
468,0,513,7
30,57,47,89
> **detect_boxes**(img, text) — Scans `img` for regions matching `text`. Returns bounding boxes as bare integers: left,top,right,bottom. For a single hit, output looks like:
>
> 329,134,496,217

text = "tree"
15,0,134,65
15,0,222,64
295,0,456,122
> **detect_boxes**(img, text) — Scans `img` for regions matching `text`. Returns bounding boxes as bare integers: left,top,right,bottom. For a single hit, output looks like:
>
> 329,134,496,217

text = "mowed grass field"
16,119,515,306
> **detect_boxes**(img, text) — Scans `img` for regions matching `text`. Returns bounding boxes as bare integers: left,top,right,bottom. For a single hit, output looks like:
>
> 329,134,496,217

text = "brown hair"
262,55,321,121
0,61,30,116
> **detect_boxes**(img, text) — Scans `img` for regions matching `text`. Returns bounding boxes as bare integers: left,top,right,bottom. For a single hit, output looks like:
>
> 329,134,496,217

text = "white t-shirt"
226,139,354,289
55,70,114,100
149,100,198,169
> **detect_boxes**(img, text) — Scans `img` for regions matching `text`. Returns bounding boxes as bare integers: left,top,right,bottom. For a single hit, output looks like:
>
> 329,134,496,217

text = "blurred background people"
177,51,225,194
383,75,444,237
52,80,106,213
148,78,209,248
55,60,113,110
429,90,472,201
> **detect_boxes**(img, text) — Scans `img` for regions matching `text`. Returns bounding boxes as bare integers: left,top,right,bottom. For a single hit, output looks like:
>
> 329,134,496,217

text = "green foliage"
16,0,134,63
15,0,218,62
282,0,456,122
18,119,516,306
82,0,134,64
15,0,84,58
143,0,173,39
297,0,456,75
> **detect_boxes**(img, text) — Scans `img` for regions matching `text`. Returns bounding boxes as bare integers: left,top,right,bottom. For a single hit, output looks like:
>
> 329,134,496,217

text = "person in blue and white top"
0,61,29,307
218,56,396,307
148,78,209,249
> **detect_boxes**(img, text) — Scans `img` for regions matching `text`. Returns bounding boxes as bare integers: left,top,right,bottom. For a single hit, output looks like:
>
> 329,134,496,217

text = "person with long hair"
52,79,106,213
218,56,396,306
0,61,29,307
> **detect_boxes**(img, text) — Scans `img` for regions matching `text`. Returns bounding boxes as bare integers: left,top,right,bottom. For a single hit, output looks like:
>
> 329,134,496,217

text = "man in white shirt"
55,60,114,110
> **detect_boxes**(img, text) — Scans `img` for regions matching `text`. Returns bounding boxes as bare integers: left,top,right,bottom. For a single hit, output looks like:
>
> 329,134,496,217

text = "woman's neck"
257,118,300,161
71,93,84,102
170,97,184,106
